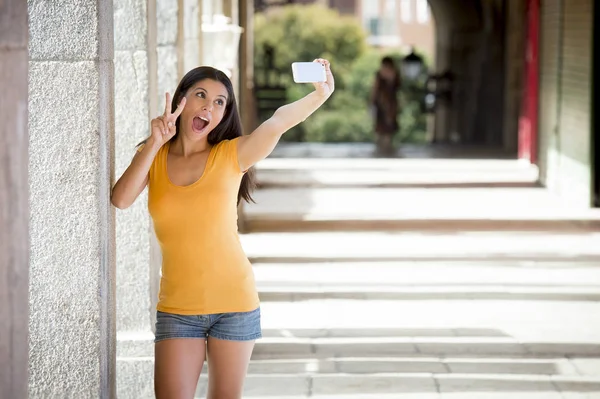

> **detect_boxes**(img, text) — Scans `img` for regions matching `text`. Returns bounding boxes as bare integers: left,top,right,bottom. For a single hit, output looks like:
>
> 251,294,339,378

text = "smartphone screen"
291,62,326,83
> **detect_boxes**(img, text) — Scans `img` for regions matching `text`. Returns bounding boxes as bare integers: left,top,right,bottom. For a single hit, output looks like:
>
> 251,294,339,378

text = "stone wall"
113,0,156,396
28,1,116,397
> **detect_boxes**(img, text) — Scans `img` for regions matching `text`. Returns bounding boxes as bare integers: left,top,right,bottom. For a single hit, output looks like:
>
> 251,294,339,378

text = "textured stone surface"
437,374,556,393
117,334,154,358
114,0,147,51
157,0,179,46
182,0,201,73
28,1,99,60
114,48,152,333
29,60,105,398
313,375,437,395
113,1,155,397
117,358,154,399
197,375,310,397
157,46,180,108
157,0,180,114
28,1,115,396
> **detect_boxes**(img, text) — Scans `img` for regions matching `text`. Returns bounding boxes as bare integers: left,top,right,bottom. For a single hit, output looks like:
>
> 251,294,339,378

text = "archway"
428,0,515,149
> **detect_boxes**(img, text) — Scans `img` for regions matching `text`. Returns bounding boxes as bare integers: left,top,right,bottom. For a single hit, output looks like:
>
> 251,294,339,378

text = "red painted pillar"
518,0,540,163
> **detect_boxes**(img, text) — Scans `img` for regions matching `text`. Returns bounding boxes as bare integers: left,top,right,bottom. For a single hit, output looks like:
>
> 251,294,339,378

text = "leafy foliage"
254,4,429,143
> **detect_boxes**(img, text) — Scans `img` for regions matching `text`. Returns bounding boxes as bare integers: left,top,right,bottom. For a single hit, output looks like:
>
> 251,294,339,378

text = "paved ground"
207,149,600,398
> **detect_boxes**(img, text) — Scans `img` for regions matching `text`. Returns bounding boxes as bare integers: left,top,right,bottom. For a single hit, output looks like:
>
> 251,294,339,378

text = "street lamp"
402,46,424,80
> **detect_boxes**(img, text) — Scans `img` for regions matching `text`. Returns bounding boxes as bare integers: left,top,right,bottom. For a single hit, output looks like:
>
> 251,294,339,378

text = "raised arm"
237,58,335,171
111,93,186,209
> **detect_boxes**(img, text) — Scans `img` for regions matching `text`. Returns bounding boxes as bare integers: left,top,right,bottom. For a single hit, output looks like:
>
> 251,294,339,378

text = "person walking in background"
110,59,334,399
370,56,402,155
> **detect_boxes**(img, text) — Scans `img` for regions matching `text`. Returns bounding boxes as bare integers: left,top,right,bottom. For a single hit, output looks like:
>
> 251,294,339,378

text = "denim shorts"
154,307,262,343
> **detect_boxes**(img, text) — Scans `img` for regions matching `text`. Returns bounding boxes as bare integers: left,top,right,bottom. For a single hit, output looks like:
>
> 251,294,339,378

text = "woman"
370,56,401,155
111,59,334,398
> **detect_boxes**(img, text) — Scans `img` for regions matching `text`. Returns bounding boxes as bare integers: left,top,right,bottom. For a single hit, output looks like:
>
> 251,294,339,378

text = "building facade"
356,0,435,58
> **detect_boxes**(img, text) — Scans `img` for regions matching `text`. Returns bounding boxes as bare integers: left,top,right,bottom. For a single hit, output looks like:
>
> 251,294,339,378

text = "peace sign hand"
150,92,187,148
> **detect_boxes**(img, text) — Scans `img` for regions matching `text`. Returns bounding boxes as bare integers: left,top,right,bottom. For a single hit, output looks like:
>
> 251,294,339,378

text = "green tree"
254,4,429,144
254,4,366,89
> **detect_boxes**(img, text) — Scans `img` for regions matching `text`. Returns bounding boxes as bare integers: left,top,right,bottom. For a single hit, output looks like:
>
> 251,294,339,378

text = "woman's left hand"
312,58,335,97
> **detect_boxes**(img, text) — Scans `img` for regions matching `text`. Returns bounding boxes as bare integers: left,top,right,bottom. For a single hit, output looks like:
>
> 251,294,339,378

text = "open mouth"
192,116,210,132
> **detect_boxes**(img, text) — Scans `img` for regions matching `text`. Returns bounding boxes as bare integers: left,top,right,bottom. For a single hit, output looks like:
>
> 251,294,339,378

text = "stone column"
158,0,181,109
114,0,153,337
180,0,203,73
28,1,116,398
113,0,157,397
0,1,29,398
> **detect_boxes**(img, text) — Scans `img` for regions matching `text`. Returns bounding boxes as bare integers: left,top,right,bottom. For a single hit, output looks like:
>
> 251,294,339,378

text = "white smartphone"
291,62,326,83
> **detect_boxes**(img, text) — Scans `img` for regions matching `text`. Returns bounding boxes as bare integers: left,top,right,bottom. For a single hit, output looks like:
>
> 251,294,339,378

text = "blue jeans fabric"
154,307,262,343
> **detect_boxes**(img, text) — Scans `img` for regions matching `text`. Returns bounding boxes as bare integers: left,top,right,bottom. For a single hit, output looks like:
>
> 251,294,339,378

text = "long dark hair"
170,66,256,204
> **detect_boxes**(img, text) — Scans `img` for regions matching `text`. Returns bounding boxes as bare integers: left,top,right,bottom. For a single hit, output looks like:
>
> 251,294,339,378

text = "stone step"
257,299,600,353
246,218,600,233
231,394,567,399
252,337,600,359
195,373,600,397
255,169,538,189
242,357,583,375
244,187,600,232
258,155,531,167
241,232,600,263
253,262,600,302
118,356,600,398
255,157,539,189
260,327,540,339
233,394,564,399
258,286,600,302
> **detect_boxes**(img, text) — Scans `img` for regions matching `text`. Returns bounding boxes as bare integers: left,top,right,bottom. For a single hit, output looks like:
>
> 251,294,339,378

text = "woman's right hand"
149,92,187,148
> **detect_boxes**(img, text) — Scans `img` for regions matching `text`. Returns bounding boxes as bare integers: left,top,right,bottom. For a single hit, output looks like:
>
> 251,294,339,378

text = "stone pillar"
180,0,203,73
223,0,241,97
115,0,153,337
0,1,29,398
158,0,181,109
28,1,116,398
113,0,157,396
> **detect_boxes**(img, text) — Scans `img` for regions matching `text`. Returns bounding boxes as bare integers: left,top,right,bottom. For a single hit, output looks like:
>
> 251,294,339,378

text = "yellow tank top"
146,137,259,315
